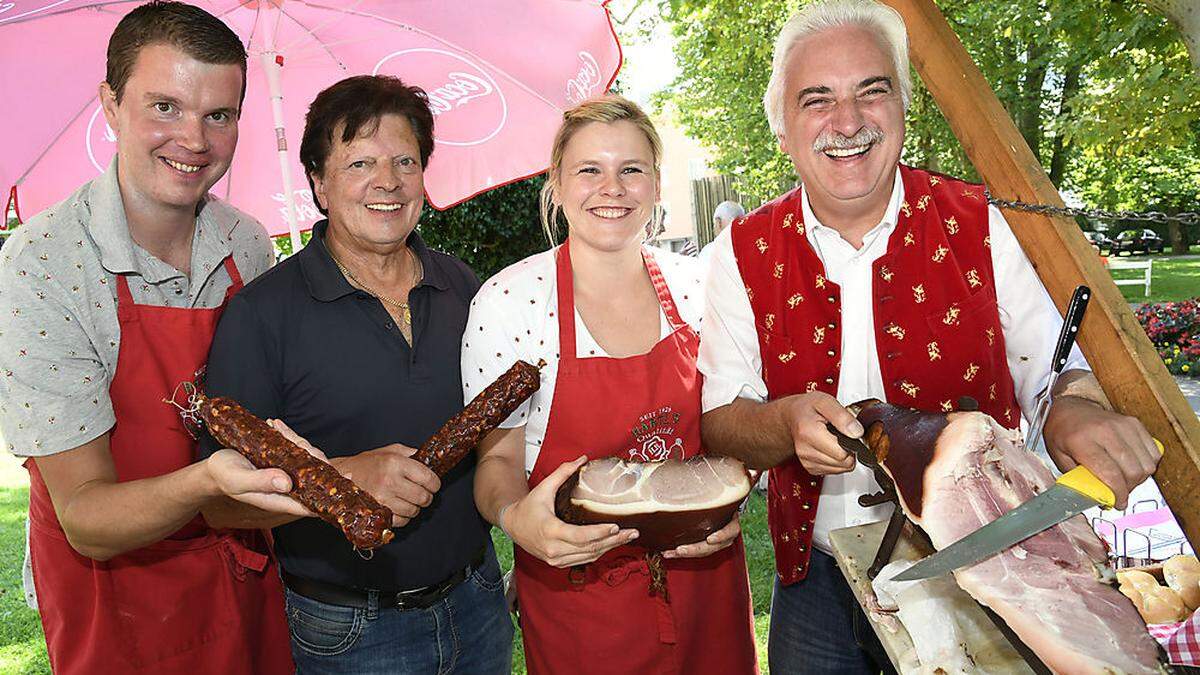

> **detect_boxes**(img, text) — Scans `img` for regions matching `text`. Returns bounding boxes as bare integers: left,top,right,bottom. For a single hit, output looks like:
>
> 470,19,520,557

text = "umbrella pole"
261,51,303,255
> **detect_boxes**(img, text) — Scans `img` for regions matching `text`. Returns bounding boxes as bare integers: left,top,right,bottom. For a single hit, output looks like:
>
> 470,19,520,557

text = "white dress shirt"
697,168,1087,554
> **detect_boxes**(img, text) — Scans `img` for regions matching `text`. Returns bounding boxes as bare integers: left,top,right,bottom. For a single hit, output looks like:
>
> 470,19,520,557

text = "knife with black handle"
1025,284,1091,452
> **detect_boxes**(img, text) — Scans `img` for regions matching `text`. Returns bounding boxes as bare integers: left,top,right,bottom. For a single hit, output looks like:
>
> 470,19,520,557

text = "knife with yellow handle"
892,439,1165,582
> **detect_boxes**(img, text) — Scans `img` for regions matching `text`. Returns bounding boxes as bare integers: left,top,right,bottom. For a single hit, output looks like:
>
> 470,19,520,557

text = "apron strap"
555,242,690,362
554,243,579,363
113,256,243,309
641,249,687,331
114,272,135,308
221,256,244,302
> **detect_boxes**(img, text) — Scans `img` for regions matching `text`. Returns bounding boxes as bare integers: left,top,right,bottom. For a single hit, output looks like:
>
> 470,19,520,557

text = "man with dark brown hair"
0,3,297,673
199,74,513,674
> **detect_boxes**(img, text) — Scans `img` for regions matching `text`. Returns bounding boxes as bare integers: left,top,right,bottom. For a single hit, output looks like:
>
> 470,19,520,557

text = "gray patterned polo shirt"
0,159,274,457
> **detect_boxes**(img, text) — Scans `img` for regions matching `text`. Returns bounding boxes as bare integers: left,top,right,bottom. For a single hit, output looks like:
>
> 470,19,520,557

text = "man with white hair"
697,0,1162,671
699,200,746,265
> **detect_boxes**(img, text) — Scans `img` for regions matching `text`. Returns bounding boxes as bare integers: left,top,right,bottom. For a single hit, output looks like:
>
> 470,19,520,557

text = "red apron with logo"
26,258,294,674
514,244,758,675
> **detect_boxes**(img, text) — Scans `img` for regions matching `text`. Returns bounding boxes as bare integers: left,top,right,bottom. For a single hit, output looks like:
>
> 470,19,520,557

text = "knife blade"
1025,285,1091,452
892,439,1163,582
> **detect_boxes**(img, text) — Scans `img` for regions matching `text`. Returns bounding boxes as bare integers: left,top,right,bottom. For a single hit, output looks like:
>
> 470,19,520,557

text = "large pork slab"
554,456,751,550
857,401,1161,675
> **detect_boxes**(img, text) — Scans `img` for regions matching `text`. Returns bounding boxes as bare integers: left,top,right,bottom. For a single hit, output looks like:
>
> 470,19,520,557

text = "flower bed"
1135,298,1200,377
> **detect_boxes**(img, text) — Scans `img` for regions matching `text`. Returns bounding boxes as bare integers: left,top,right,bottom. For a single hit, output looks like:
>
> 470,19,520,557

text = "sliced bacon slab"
857,400,1161,675
555,456,751,550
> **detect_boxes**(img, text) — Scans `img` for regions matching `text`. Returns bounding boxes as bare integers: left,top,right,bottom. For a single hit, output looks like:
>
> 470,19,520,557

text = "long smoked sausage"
412,360,541,476
197,395,395,550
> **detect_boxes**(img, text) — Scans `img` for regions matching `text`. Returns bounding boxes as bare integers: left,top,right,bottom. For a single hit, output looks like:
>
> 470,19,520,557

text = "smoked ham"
555,456,751,550
857,400,1161,675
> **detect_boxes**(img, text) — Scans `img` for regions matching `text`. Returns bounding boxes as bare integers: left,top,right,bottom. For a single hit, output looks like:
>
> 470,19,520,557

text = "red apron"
26,258,294,675
514,243,758,675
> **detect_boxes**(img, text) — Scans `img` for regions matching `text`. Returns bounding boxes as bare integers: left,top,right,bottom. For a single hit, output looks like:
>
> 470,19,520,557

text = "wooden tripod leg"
868,505,908,579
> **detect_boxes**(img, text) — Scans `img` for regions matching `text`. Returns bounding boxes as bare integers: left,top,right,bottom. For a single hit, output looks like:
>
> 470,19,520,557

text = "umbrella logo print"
85,105,117,174
373,48,508,147
0,1,67,24
566,52,602,106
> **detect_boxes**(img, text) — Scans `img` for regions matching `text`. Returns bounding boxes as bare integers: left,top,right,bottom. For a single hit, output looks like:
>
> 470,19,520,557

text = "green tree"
420,175,549,280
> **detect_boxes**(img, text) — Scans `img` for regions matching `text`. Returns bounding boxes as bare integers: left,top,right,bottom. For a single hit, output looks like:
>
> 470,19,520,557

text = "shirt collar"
299,220,450,302
800,166,905,239
86,157,233,279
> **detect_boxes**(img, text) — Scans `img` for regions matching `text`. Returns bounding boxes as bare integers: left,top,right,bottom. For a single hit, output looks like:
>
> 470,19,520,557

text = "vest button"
827,295,836,303
824,377,834,384
886,351,899,360
827,322,836,329
826,350,836,357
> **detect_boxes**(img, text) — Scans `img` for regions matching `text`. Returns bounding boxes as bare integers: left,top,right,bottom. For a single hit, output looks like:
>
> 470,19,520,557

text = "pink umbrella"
0,0,621,248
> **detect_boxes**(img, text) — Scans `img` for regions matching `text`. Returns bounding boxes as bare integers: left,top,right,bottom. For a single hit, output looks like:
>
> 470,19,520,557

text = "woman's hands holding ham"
663,514,741,559
501,456,639,568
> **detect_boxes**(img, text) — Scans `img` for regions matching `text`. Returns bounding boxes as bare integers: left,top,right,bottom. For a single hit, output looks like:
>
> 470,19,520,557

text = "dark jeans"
285,547,514,675
768,549,896,674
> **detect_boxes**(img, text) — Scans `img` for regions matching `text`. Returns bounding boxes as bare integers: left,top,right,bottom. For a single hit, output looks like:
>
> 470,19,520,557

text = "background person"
465,95,757,675
698,200,745,267
0,3,295,673
199,74,512,675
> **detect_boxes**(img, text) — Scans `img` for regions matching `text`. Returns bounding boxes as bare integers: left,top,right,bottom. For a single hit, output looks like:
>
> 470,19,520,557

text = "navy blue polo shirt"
200,220,489,590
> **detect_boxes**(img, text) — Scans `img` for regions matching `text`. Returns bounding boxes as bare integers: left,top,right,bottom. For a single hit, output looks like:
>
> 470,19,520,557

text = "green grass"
2,487,777,674
0,487,49,675
1108,252,1200,304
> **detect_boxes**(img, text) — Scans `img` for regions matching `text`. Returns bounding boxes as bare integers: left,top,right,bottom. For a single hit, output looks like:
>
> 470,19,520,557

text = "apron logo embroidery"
627,406,685,462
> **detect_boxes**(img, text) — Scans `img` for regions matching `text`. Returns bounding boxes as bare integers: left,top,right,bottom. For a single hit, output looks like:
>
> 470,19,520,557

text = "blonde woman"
463,96,757,674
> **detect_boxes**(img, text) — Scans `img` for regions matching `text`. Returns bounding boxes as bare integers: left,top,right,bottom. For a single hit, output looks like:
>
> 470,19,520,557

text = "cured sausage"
413,360,542,476
197,394,395,550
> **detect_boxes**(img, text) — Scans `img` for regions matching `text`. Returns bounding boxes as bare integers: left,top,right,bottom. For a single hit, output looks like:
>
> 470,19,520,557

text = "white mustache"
813,127,885,153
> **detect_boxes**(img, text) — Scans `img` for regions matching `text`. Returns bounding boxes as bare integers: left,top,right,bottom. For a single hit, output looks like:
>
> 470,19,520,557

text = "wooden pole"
880,0,1200,548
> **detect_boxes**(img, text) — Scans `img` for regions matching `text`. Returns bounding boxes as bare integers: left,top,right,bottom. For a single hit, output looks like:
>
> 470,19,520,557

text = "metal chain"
985,194,1200,226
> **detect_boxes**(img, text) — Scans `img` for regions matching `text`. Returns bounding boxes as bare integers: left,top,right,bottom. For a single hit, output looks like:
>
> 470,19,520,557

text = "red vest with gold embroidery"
730,165,1019,584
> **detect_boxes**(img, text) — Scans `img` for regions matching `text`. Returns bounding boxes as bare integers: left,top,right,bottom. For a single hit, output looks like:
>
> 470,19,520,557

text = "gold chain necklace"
330,248,422,327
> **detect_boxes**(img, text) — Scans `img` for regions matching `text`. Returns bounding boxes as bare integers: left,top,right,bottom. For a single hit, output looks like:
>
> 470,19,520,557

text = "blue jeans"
285,548,514,675
768,549,896,674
